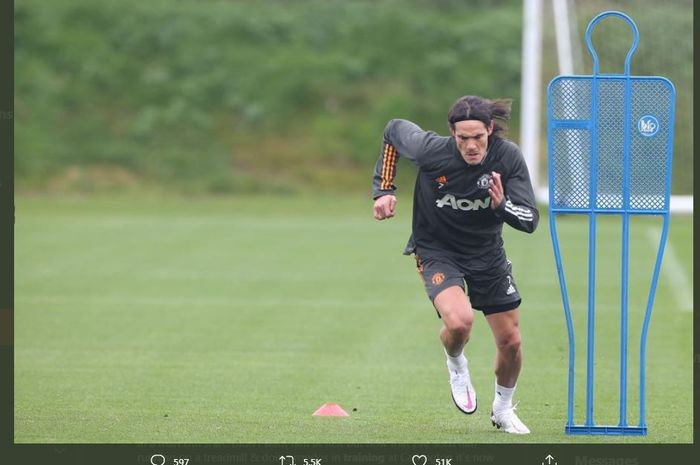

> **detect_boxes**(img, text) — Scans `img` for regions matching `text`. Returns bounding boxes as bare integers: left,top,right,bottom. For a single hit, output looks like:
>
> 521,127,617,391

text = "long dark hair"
447,95,512,138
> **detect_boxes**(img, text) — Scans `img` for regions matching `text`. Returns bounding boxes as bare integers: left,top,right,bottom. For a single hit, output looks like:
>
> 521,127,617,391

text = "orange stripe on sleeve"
380,144,390,190
380,144,397,191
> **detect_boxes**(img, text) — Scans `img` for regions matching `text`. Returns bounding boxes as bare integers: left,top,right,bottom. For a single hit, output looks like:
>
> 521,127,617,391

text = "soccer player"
371,95,539,434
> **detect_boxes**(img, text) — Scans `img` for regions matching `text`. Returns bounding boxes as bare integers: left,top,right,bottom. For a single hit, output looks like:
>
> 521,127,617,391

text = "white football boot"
447,365,477,414
490,403,530,434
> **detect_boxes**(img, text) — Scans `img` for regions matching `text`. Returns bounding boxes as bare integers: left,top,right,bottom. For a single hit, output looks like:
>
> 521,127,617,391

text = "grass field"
14,194,693,443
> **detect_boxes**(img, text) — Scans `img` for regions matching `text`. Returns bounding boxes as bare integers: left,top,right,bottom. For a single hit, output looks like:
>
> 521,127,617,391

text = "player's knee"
445,313,473,339
496,332,521,357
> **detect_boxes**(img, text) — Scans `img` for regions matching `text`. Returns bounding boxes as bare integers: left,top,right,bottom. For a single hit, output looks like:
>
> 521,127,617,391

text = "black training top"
372,119,539,259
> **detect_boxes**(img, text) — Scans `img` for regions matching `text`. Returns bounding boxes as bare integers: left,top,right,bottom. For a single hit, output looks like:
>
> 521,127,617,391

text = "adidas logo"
505,275,516,295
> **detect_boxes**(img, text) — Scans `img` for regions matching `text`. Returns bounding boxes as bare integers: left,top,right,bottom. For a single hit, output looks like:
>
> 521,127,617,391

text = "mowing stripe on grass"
645,227,692,312
15,295,413,308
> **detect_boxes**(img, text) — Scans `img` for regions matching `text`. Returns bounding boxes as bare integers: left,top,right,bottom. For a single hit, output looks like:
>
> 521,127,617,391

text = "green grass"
14,194,693,443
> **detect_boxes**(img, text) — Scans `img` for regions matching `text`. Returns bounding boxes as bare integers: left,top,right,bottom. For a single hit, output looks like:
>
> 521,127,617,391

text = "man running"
372,95,539,434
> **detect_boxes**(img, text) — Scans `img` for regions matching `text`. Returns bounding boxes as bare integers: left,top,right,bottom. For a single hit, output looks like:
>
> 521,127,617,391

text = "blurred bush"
15,0,522,194
15,0,691,195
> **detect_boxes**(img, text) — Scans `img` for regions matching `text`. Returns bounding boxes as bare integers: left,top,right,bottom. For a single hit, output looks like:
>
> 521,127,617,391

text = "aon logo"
436,194,491,211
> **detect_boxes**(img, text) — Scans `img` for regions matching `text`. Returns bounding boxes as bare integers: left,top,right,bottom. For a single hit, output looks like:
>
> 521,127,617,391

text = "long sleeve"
371,119,444,199
492,145,539,233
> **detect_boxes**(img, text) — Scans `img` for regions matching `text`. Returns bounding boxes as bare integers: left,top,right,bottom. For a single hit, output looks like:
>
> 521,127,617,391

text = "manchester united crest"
477,174,491,190
431,272,445,285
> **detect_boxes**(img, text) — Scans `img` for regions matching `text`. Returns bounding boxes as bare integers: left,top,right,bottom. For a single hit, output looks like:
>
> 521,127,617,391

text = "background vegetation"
14,0,693,195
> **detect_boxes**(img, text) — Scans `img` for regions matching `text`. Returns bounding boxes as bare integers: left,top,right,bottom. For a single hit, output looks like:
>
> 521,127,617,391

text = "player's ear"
487,120,494,135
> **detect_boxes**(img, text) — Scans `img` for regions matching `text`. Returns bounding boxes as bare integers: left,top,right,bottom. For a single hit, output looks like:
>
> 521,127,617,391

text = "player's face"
451,120,493,165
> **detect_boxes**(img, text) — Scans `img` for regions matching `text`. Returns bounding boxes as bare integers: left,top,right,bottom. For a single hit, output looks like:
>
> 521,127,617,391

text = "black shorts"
414,249,521,316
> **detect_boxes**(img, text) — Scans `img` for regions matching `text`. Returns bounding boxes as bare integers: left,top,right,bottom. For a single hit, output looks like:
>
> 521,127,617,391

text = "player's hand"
488,171,504,209
373,195,397,220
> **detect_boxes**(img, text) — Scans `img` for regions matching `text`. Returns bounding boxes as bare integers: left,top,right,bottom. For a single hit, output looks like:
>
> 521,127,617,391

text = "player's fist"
373,195,397,220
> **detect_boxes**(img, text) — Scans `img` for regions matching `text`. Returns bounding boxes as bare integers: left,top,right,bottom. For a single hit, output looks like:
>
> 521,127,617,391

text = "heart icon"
411,455,428,465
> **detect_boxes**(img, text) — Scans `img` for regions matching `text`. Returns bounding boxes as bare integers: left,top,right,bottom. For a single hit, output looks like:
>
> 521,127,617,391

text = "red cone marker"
312,403,349,417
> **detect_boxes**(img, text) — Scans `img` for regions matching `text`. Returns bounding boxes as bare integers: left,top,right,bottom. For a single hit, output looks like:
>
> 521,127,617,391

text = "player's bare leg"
435,286,473,355
433,286,477,414
485,308,522,387
485,308,529,434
